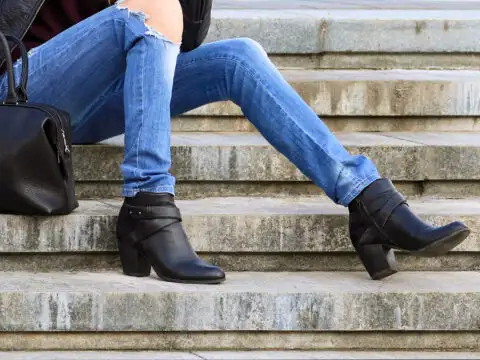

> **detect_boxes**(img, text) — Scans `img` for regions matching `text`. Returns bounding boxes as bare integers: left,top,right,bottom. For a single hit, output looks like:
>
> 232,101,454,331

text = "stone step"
208,2,480,54
206,2,480,70
184,70,480,117
76,132,480,199
1,198,478,272
4,351,480,360
172,116,480,133
0,271,478,333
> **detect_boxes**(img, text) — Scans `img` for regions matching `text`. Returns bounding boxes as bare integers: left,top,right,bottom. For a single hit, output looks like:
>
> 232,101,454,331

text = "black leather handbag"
180,0,213,52
0,31,78,215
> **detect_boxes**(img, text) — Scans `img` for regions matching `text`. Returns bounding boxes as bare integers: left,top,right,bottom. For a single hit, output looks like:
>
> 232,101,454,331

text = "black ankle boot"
116,192,226,284
349,178,470,280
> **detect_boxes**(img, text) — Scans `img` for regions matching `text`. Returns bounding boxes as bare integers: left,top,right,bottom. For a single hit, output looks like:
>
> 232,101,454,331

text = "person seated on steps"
0,0,470,284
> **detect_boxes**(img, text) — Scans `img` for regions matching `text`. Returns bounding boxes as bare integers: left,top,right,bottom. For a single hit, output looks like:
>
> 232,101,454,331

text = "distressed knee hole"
114,0,183,45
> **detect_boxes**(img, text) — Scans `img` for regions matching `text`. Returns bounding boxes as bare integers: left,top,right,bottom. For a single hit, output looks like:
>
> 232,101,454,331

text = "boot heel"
356,243,398,280
118,241,151,277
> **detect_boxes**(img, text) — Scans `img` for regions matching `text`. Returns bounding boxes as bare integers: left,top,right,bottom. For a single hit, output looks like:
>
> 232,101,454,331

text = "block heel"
118,240,151,277
355,240,398,280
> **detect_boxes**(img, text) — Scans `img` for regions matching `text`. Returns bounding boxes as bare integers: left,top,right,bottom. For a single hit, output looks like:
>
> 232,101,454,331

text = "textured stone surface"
214,0,480,10
183,70,480,117
0,198,479,253
198,351,480,359
76,132,480,182
271,54,480,71
76,181,423,201
0,253,478,273
173,116,480,133
0,352,200,360
3,351,480,360
0,271,478,331
0,332,478,351
207,10,480,53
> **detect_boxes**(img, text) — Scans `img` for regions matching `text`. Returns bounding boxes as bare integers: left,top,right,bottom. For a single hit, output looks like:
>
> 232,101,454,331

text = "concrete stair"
78,132,480,199
1,0,480,356
0,198,478,272
3,352,480,360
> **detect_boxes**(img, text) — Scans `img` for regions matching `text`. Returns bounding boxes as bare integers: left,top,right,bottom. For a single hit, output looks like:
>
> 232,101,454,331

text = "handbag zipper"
3,102,70,162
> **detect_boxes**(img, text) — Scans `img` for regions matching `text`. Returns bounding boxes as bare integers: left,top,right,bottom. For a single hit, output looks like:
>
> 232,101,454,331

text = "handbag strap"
5,35,29,103
0,32,29,104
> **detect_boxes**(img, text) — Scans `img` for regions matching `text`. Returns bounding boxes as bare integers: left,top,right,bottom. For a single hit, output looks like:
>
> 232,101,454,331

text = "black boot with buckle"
348,178,470,280
116,192,226,284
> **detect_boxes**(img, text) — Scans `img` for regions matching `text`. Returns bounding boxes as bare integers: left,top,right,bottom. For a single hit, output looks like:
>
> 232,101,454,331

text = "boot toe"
419,221,470,256
169,261,226,284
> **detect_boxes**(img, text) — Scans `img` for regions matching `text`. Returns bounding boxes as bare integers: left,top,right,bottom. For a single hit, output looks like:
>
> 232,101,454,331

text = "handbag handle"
0,32,29,104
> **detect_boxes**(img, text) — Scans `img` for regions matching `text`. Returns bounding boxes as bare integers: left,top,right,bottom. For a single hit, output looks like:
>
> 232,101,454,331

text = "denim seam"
338,173,380,206
122,186,175,197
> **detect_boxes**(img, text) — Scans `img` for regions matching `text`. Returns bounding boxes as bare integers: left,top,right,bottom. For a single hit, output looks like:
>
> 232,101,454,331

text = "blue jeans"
0,5,380,206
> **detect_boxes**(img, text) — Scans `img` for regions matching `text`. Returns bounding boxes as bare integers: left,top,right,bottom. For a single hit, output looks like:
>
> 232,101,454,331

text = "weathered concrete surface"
75,181,422,201
0,252,478,272
3,351,480,360
198,351,480,359
184,70,480,117
207,9,480,53
0,352,200,360
214,1,480,11
0,332,478,351
270,54,480,71
0,271,478,331
173,116,480,133
0,198,479,253
77,132,480,182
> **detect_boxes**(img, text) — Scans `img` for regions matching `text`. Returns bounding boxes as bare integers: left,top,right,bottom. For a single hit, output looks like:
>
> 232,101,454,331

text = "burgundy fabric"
20,0,107,57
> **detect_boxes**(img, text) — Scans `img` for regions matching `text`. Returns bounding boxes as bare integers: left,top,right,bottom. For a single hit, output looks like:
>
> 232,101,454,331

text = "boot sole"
152,264,226,285
371,267,398,281
413,227,471,257
369,227,469,281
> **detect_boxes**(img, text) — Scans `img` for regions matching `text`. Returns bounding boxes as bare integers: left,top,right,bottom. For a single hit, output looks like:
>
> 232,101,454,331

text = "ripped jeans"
0,5,380,205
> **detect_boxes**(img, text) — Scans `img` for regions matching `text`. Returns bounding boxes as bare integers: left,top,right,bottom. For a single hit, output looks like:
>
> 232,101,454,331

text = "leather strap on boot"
357,179,407,228
124,203,183,245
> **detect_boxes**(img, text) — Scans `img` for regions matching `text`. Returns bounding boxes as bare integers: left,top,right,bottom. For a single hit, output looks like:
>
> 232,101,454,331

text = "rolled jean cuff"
122,186,176,198
337,174,381,207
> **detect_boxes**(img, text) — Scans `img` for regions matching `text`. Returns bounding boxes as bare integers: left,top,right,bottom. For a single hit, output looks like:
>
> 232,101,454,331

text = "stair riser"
0,289,477,331
172,116,480,133
0,332,478,351
1,207,478,253
0,253,477,272
207,13,480,53
73,145,480,182
75,181,480,200
270,54,480,70
185,79,480,117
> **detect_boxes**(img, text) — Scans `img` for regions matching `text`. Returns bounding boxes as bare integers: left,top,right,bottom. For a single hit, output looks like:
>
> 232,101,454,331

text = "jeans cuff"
122,186,175,198
338,174,381,207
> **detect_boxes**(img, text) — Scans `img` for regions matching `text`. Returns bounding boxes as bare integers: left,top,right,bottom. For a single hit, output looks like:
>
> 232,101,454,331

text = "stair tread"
53,197,480,216
2,270,478,292
117,131,480,147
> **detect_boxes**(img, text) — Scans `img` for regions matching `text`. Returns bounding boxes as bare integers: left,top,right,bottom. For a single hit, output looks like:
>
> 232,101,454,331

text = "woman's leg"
171,39,379,206
166,38,470,280
0,1,225,284
74,37,470,280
